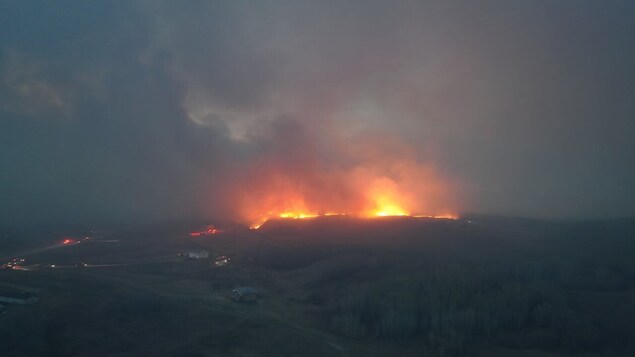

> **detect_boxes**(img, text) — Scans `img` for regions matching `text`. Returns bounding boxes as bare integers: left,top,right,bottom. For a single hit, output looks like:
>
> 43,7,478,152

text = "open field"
1,216,634,356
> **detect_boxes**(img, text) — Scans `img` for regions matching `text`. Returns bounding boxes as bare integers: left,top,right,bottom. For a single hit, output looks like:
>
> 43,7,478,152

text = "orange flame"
245,173,458,229
363,176,410,217
225,131,461,229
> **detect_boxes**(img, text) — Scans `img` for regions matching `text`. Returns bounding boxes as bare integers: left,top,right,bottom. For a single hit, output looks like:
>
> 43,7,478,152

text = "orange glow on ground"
245,178,458,229
189,225,220,237
368,205,409,217
278,212,319,219
250,212,323,229
249,212,458,229
412,214,458,220
249,203,458,229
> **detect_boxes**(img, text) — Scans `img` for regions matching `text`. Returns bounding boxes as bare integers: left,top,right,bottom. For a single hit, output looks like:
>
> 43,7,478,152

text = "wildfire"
279,212,319,219
249,213,319,229
189,225,220,237
242,170,459,229
373,208,408,216
249,211,457,229
227,131,460,230
248,197,457,229
412,214,458,220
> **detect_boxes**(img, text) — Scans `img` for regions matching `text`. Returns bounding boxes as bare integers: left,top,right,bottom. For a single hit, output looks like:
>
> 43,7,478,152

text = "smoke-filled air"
3,2,635,357
2,1,634,226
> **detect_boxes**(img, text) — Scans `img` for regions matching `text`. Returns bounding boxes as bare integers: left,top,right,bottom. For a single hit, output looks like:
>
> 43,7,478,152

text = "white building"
187,250,209,259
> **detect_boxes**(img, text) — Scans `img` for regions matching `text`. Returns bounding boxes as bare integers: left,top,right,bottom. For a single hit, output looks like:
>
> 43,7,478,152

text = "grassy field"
1,216,634,356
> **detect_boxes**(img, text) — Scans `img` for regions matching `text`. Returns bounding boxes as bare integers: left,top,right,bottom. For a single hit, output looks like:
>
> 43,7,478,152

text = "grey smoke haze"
1,1,634,225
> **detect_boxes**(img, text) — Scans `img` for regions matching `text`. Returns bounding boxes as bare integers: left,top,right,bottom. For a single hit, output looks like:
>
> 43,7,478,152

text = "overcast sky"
1,1,634,226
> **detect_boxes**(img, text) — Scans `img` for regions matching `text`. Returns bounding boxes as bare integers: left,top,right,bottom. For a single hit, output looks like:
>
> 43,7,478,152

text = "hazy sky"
1,1,634,226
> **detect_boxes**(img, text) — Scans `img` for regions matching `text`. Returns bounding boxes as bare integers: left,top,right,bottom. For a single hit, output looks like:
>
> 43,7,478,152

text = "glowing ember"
249,210,458,229
412,214,458,220
190,225,220,237
278,212,319,219
250,212,322,229
249,213,458,229
62,238,77,245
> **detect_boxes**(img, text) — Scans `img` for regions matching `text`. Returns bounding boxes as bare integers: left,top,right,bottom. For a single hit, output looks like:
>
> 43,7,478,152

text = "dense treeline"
264,218,635,356
325,260,632,355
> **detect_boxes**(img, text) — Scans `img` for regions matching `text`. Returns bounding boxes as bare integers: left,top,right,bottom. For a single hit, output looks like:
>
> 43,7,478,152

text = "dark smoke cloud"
1,1,634,226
